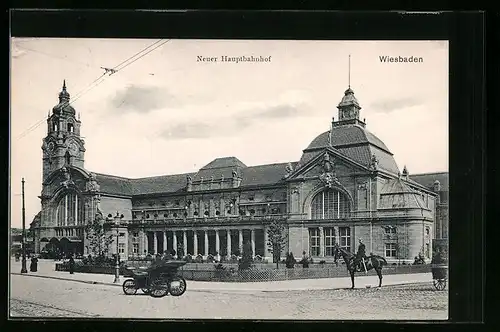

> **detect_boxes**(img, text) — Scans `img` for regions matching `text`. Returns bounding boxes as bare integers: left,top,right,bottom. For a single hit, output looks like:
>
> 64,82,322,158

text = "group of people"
14,252,39,272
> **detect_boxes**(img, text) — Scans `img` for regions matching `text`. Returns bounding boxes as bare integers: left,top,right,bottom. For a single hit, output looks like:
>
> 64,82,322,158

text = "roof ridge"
410,171,449,176
92,172,132,181
131,172,196,181
246,161,298,168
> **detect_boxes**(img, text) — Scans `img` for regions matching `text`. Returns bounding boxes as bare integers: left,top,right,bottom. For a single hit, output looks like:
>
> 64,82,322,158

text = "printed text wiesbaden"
379,56,424,63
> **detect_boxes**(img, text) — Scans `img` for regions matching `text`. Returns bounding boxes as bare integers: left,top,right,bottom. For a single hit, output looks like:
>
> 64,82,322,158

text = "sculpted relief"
85,172,100,193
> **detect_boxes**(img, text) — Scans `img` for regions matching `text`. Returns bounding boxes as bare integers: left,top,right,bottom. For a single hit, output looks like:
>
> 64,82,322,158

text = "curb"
12,272,121,288
11,272,430,292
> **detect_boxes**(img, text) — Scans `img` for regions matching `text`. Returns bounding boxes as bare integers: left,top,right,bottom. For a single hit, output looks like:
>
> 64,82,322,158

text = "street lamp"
107,212,124,284
21,178,28,274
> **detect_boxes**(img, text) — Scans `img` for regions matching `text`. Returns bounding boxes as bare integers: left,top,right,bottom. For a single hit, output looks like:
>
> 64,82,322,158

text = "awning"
60,237,83,243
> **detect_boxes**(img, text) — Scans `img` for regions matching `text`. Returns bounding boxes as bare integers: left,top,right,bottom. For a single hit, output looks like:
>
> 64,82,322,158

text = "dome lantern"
52,79,76,116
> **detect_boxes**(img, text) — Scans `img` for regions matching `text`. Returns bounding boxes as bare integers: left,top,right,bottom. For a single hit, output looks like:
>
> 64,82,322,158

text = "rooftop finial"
58,79,70,102
348,54,351,88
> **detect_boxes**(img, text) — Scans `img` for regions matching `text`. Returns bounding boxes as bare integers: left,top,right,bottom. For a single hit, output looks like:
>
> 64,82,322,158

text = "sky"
10,38,449,228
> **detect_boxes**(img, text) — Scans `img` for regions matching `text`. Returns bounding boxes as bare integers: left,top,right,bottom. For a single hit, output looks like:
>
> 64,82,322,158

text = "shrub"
229,254,239,263
238,241,254,271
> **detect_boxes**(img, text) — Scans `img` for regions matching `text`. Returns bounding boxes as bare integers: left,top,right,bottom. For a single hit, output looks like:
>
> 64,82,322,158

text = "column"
183,230,187,257
75,195,78,225
173,231,178,257
238,229,243,254
215,229,220,254
319,226,325,257
204,230,209,256
251,229,255,257
153,231,158,254
226,229,232,256
193,231,198,256
263,226,269,258
163,231,167,254
65,195,68,226
143,230,148,256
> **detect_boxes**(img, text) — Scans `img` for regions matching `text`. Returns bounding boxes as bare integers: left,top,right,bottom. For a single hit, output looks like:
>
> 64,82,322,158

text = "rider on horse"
354,238,367,272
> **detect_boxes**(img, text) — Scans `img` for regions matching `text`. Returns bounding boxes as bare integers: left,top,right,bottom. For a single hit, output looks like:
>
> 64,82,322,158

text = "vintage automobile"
122,260,187,298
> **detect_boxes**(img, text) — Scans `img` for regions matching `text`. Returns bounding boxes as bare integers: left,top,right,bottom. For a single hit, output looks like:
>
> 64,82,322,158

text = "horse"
332,243,388,289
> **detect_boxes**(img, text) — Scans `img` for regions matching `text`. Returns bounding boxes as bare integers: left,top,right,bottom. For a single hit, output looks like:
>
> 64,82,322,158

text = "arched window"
311,189,350,219
56,192,85,226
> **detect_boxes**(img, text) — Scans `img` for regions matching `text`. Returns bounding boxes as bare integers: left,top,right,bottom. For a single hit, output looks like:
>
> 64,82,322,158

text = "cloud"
160,122,229,140
369,97,423,113
158,102,312,141
253,104,302,118
109,84,178,113
240,102,312,120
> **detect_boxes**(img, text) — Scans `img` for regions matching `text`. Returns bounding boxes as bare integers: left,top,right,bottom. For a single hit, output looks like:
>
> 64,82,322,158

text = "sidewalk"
10,258,432,292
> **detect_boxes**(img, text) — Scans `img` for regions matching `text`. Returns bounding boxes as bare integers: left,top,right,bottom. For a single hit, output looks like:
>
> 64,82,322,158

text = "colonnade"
142,228,268,258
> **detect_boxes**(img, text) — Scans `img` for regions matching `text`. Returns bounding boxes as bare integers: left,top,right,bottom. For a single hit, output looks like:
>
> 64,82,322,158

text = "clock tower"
42,80,86,182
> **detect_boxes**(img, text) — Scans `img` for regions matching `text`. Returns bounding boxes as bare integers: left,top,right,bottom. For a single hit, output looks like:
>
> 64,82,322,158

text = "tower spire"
348,54,351,88
59,79,70,103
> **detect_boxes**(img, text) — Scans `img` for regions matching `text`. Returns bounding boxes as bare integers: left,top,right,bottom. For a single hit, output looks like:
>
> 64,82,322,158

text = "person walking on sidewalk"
30,255,39,272
68,255,76,274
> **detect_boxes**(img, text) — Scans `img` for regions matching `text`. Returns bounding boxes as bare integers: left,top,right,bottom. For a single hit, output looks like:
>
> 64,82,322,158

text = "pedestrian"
69,255,75,274
30,255,39,272
300,251,309,268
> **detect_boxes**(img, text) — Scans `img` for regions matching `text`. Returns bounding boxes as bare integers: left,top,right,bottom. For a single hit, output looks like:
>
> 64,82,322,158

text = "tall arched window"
56,192,85,227
311,189,350,219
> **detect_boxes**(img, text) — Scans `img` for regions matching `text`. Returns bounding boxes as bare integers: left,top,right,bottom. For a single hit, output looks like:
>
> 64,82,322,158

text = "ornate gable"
41,166,91,197
285,147,370,182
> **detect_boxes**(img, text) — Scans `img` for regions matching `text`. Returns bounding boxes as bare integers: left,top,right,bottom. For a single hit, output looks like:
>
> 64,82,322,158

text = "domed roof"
300,125,400,174
52,80,76,116
53,102,76,116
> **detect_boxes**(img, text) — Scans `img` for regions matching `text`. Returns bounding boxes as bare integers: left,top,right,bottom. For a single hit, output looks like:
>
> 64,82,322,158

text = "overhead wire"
15,39,169,141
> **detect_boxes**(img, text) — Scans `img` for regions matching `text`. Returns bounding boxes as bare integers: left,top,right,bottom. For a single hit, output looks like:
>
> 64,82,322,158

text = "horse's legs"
376,268,383,287
350,270,355,289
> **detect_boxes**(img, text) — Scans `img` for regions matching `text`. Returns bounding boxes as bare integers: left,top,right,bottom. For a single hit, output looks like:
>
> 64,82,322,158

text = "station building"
31,81,448,264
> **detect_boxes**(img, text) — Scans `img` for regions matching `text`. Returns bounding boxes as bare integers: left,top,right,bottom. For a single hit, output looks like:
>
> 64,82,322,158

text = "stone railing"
117,215,287,227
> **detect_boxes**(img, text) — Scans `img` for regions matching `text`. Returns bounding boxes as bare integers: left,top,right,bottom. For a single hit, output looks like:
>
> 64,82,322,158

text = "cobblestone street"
10,274,448,320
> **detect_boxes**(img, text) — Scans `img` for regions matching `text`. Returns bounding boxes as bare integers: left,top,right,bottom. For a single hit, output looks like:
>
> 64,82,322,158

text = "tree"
84,214,113,257
266,218,288,269
238,241,253,270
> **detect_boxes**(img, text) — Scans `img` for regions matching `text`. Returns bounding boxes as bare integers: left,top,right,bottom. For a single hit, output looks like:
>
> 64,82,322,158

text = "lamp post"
107,212,123,284
21,178,28,274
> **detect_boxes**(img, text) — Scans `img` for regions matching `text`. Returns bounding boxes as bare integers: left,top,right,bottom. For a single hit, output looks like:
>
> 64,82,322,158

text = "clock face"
69,142,79,154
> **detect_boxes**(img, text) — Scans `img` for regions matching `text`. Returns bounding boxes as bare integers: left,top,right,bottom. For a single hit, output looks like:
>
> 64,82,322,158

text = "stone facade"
31,81,448,264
